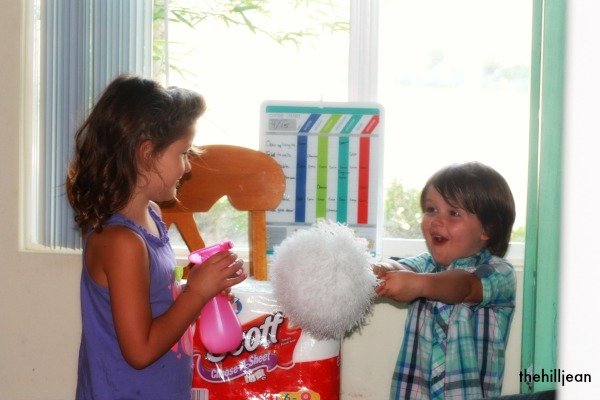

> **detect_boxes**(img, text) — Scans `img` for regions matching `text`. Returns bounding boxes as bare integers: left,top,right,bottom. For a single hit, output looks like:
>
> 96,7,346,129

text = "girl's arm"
87,226,245,369
375,269,483,304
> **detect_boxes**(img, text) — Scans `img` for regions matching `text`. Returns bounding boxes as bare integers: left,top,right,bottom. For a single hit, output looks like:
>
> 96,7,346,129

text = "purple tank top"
76,208,194,400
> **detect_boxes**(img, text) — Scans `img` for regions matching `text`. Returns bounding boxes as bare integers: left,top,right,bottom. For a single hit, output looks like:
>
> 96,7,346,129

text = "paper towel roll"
232,278,341,362
192,278,341,399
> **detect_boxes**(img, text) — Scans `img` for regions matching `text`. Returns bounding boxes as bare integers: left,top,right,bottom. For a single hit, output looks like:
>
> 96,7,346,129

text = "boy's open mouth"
432,234,448,244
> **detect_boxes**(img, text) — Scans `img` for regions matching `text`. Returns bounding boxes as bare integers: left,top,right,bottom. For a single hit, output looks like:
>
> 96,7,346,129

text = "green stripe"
321,114,342,133
314,115,341,218
316,135,329,218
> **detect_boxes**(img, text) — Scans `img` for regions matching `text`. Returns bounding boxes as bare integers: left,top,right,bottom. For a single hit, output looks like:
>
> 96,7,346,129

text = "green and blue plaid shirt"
390,249,515,400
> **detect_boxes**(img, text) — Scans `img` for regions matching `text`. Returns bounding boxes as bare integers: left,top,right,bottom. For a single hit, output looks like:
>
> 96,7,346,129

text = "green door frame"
520,0,565,393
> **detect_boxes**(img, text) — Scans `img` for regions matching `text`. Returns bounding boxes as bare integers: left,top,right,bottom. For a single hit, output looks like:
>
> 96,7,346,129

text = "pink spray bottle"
188,240,243,354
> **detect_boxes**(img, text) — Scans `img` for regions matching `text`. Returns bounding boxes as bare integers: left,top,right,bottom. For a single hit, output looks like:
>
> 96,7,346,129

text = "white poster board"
260,101,384,256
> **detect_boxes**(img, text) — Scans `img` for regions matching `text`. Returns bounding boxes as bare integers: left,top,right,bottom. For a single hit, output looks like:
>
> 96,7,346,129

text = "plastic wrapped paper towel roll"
192,278,341,399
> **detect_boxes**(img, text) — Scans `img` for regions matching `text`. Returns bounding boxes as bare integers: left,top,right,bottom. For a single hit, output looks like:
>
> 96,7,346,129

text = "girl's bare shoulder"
87,225,147,266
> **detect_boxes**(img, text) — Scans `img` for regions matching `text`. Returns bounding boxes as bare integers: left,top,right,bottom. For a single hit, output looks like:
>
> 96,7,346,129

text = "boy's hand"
372,258,406,277
376,269,483,304
375,270,424,303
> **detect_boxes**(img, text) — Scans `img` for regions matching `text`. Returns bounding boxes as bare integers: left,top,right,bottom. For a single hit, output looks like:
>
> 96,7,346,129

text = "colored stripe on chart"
337,134,350,223
341,114,362,134
357,115,380,224
336,115,357,223
316,115,340,218
266,105,380,116
295,114,320,222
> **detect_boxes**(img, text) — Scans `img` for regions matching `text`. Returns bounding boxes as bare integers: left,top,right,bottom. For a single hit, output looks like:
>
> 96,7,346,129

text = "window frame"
23,0,526,270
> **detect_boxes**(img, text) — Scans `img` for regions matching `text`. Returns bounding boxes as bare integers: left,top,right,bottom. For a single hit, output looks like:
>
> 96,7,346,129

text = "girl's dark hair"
420,162,516,257
66,74,206,232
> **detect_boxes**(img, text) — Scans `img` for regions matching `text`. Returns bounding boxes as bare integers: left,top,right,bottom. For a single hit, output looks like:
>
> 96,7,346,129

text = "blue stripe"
299,113,320,132
294,136,307,222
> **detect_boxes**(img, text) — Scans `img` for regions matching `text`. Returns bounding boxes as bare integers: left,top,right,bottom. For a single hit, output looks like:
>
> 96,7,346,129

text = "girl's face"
420,186,489,267
144,126,195,203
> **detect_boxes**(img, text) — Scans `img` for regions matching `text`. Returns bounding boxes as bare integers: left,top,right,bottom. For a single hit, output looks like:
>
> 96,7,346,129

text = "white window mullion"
348,0,379,102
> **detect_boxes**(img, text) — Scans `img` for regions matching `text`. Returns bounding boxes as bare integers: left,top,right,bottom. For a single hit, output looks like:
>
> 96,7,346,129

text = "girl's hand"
184,250,246,304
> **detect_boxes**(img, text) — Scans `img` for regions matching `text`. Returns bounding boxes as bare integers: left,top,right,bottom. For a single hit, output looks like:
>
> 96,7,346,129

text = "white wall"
0,2,81,398
559,1,600,398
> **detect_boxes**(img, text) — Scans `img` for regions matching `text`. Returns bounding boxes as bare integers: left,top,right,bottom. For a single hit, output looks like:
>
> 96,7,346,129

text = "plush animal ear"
270,220,378,340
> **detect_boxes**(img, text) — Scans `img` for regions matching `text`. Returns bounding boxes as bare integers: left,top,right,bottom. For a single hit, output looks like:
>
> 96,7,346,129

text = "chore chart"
260,101,384,254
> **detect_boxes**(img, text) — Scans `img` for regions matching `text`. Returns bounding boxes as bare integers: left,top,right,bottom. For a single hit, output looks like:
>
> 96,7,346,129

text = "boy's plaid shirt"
389,249,516,400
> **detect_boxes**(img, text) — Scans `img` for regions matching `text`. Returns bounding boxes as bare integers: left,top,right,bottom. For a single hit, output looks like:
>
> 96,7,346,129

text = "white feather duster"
270,220,378,340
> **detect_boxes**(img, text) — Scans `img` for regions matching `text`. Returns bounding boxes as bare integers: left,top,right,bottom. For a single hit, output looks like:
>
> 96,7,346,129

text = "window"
28,0,531,266
158,0,530,264
25,0,153,250
377,0,531,263
156,0,351,250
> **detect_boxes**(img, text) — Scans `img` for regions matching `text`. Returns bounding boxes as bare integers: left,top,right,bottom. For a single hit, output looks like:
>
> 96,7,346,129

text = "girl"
66,75,246,399
375,162,516,400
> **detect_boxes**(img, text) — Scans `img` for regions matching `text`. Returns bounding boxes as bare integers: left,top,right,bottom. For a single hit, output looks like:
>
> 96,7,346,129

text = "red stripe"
357,115,378,223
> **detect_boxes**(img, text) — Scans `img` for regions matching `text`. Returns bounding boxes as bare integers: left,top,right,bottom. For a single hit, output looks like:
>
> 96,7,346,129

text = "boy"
375,162,516,399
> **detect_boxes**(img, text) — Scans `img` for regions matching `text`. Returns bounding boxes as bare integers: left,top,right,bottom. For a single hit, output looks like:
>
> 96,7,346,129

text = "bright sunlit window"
156,0,531,263
378,0,530,243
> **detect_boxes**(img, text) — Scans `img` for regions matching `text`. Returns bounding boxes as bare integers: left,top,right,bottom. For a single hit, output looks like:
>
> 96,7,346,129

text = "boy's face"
421,187,489,266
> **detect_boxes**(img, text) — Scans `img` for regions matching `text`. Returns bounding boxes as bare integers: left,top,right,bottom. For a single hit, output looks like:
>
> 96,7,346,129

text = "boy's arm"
421,269,483,303
376,269,483,304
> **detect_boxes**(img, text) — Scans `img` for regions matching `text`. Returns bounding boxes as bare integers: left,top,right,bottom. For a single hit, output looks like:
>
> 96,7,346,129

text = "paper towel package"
191,279,341,399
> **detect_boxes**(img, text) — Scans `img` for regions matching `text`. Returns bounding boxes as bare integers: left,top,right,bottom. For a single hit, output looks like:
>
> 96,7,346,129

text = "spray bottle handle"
188,240,234,265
